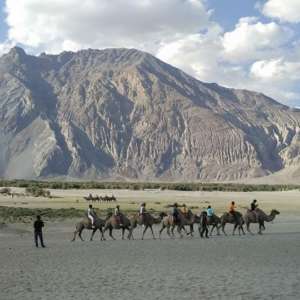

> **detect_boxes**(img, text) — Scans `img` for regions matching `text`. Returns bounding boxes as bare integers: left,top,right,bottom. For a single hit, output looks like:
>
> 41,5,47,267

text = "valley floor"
1,189,300,299
0,219,300,300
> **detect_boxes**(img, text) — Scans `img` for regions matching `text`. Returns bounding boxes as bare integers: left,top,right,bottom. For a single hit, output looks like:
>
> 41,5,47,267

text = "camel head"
106,211,113,219
159,212,167,219
271,209,280,215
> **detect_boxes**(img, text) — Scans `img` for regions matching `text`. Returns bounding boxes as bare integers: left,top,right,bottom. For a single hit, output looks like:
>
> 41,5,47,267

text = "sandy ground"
0,216,300,300
1,189,300,299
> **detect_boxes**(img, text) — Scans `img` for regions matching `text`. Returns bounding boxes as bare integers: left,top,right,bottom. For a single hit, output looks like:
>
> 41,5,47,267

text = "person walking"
34,215,45,248
200,211,209,238
172,203,180,224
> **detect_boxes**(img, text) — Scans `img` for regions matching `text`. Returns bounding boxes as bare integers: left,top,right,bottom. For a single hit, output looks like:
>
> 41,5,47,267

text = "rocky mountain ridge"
0,47,300,181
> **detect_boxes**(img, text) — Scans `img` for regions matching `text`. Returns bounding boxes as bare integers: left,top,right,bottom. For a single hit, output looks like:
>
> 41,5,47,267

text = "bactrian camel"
104,213,133,240
159,210,194,238
220,211,245,235
71,216,106,241
243,208,280,234
128,212,163,240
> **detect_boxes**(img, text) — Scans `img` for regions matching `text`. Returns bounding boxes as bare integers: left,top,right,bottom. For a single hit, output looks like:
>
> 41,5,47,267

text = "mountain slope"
0,47,300,181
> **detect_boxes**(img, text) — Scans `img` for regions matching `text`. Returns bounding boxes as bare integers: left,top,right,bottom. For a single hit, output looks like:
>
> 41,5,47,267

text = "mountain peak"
7,46,27,59
0,47,300,181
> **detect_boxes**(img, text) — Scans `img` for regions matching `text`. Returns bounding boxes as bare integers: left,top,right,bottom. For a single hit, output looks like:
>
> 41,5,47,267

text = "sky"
0,0,300,107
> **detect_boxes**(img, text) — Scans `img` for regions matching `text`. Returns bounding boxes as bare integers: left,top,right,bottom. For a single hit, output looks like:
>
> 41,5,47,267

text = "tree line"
0,179,299,192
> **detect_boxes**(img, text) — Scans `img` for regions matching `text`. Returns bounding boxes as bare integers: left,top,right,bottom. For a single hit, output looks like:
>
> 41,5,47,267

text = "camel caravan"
71,200,280,242
83,193,117,202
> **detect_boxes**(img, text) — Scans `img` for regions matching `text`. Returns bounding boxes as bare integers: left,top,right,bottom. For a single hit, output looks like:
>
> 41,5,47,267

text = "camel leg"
232,224,237,235
198,224,202,237
258,221,264,235
239,225,243,235
240,224,245,235
160,224,170,238
177,225,183,238
127,228,132,240
149,225,156,240
71,230,78,242
221,223,227,236
186,225,193,237
171,225,175,236
99,228,106,241
167,225,172,238
159,224,166,239
122,228,125,240
127,227,134,240
142,225,148,240
79,229,84,241
125,226,131,240
210,225,215,236
247,222,254,235
90,228,97,241
216,224,221,236
108,228,115,240
186,224,193,236
182,225,188,236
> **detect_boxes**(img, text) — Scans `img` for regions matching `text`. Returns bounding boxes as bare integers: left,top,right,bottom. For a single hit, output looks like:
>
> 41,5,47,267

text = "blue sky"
0,0,7,40
0,0,299,107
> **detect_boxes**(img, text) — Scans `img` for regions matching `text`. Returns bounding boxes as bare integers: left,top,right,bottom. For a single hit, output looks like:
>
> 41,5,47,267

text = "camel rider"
207,205,214,221
250,199,259,221
181,204,188,217
114,205,123,226
87,204,95,228
229,201,238,223
139,202,146,223
251,199,258,211
172,203,180,224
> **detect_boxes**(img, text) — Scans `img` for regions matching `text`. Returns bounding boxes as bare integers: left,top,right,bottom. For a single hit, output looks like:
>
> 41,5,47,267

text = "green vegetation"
0,179,299,192
0,206,84,223
25,186,51,197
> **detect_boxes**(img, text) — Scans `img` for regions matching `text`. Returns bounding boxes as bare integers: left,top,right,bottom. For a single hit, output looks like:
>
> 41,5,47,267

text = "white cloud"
5,0,211,54
157,24,223,81
0,40,16,56
251,58,300,81
157,20,300,106
1,0,300,107
262,0,300,23
222,17,293,62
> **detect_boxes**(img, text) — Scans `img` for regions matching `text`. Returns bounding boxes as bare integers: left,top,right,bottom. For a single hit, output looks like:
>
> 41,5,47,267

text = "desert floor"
1,189,300,300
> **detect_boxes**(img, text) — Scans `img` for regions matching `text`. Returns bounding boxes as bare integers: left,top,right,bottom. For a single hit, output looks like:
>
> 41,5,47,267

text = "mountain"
0,46,300,181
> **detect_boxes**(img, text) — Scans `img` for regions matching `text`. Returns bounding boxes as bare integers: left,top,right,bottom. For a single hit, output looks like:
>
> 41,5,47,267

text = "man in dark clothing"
172,203,180,224
251,199,258,211
200,211,209,238
250,199,259,221
34,215,45,248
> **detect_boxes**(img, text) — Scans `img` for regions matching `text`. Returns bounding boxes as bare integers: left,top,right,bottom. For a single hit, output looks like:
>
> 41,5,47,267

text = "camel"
159,210,195,238
128,212,163,240
220,211,245,235
243,208,280,234
197,213,221,236
71,216,106,241
104,213,133,240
